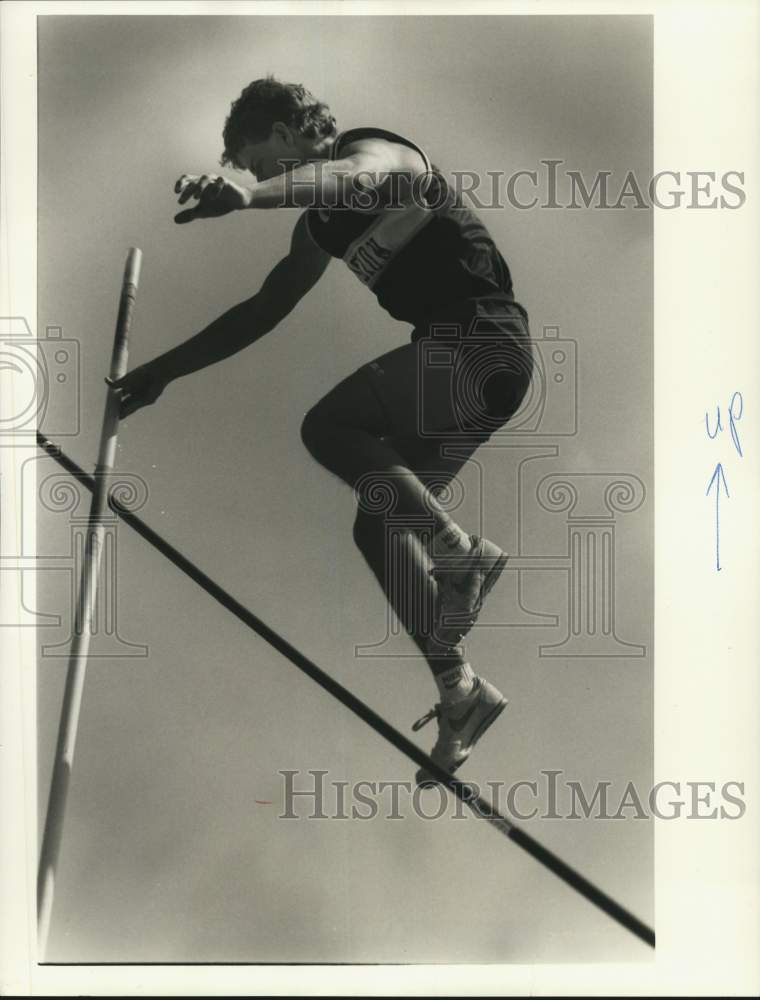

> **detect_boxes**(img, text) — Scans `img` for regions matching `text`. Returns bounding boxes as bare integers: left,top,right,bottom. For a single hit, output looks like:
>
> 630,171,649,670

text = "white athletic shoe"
431,534,509,646
412,676,508,788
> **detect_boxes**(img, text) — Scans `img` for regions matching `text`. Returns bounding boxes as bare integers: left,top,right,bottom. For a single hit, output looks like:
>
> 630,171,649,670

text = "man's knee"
352,508,384,553
300,405,328,460
482,369,531,423
458,338,533,428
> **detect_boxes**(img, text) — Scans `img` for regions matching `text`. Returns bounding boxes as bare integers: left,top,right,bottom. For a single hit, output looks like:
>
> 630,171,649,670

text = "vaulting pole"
37,249,142,957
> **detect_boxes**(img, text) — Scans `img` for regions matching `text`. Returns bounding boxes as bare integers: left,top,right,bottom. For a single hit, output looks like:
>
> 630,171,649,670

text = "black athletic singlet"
305,127,525,326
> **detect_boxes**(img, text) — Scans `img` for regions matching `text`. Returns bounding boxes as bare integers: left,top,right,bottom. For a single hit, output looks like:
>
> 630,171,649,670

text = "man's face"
238,124,313,181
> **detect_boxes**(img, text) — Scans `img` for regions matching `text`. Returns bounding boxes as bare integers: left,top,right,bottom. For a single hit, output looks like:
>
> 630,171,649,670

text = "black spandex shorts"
358,295,534,442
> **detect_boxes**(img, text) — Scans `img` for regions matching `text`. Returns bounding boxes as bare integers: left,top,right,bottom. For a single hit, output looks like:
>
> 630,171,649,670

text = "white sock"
435,662,476,704
427,523,472,560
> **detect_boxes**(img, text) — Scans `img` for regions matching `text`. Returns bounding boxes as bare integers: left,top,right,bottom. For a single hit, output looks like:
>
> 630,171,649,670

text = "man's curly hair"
221,76,337,167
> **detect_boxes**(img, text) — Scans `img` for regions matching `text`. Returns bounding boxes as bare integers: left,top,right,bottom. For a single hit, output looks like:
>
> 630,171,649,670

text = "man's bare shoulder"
338,134,428,177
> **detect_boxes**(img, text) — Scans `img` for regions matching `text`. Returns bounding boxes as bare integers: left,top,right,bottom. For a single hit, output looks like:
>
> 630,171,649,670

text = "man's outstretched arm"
108,213,330,419
173,137,428,222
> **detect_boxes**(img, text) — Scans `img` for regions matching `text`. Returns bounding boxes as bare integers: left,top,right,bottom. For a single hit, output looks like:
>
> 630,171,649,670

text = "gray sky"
37,13,653,962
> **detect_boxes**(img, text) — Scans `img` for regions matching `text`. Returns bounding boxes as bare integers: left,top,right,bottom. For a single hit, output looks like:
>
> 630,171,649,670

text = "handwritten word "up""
705,391,744,571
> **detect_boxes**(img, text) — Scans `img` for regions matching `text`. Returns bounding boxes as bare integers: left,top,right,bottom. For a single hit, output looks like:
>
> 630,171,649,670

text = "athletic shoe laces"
412,705,441,731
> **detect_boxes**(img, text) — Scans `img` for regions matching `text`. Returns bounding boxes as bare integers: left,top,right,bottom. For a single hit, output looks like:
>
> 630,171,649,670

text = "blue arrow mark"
706,462,730,571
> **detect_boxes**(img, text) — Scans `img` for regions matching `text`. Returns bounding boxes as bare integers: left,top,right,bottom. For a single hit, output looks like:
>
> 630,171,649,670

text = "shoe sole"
416,696,509,788
436,549,509,644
